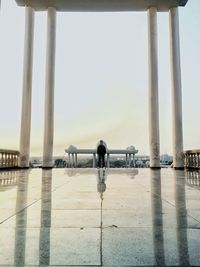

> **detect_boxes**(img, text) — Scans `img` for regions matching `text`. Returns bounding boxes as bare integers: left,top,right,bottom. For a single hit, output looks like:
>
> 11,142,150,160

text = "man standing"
97,140,106,168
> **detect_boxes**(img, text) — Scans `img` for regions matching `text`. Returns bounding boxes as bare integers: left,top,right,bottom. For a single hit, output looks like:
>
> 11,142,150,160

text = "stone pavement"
0,168,200,266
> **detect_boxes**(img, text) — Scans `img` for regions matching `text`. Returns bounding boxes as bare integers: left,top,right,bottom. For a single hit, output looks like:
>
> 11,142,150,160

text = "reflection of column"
43,7,57,168
169,8,184,169
19,7,35,168
107,153,110,168
14,170,29,266
39,170,52,265
151,169,165,266
148,7,160,168
174,170,190,266
93,153,96,168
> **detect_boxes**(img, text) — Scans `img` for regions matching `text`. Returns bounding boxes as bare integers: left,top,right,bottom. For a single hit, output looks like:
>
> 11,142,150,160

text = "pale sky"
0,0,200,156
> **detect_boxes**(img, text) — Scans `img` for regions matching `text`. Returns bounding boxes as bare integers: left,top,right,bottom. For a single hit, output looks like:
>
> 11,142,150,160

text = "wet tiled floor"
0,168,200,266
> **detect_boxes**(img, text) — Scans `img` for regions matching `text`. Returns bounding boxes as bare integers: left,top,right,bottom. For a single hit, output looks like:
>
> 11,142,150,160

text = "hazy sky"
0,0,200,156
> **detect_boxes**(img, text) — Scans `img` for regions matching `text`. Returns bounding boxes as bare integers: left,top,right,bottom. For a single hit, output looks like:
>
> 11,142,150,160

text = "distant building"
160,154,173,165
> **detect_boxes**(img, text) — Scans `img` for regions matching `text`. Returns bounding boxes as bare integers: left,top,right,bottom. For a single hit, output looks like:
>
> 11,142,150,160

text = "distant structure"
65,145,138,168
15,0,188,169
160,154,173,165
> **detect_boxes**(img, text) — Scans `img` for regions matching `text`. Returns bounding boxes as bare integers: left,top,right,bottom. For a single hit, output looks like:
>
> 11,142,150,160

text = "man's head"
100,140,103,145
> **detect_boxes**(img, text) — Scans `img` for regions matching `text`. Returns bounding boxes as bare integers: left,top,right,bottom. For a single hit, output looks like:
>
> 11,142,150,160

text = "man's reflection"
174,170,190,266
14,170,30,266
39,169,52,266
97,169,107,199
150,169,165,266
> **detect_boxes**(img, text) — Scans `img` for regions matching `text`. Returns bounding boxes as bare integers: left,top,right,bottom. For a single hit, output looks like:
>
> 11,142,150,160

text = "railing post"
184,150,200,169
107,153,110,168
0,152,2,167
93,153,96,168
198,153,200,168
0,150,19,169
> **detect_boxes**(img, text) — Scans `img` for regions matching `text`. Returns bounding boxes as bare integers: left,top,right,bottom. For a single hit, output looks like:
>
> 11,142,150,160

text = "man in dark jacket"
97,140,106,168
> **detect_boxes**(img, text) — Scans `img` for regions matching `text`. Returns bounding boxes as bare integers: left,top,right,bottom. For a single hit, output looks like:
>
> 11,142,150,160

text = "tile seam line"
135,180,200,225
0,179,71,225
100,195,103,266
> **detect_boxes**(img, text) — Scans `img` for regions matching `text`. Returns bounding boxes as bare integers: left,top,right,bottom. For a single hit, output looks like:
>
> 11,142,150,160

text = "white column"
128,154,131,168
169,8,184,169
19,7,35,168
72,154,75,168
43,7,56,168
148,7,160,168
133,155,135,167
68,153,71,167
107,154,110,168
75,153,78,167
93,153,96,168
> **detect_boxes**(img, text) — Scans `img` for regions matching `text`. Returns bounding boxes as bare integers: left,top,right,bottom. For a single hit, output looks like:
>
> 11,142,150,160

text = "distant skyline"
0,0,200,156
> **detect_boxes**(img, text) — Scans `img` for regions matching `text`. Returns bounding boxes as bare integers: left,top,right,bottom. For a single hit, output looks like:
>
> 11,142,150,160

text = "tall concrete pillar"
43,7,57,168
19,7,35,168
148,7,160,168
169,8,184,169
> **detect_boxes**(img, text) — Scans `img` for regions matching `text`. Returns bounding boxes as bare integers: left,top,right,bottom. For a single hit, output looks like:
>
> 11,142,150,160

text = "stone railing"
184,150,200,169
0,149,19,169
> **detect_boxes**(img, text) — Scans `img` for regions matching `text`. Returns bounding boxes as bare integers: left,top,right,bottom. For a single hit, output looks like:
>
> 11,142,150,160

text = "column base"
150,166,161,169
174,167,185,170
42,159,54,168
0,167,24,171
42,166,53,169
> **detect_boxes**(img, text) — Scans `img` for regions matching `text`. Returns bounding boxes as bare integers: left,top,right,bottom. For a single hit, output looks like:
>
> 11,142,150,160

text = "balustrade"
184,150,200,169
0,149,19,169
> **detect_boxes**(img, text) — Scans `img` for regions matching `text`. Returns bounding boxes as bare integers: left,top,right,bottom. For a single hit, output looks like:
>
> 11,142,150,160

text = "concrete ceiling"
15,0,188,12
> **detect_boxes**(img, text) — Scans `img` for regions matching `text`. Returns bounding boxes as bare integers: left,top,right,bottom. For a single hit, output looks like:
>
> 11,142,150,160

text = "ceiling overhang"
15,0,189,12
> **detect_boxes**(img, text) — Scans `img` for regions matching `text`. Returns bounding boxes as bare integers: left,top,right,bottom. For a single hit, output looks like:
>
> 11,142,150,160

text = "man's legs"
98,155,105,168
98,155,101,168
102,156,105,168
